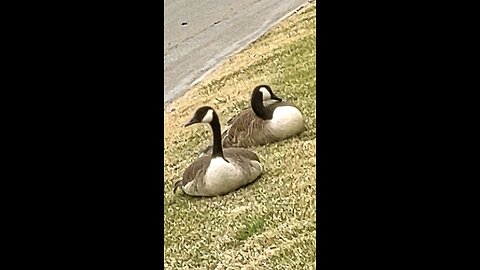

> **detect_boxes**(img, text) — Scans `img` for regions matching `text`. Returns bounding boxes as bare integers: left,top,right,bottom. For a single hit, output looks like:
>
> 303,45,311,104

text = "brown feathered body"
199,101,305,157
175,148,262,196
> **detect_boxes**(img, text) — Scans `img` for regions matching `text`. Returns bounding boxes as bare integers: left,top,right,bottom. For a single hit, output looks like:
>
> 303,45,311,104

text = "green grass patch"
235,214,269,241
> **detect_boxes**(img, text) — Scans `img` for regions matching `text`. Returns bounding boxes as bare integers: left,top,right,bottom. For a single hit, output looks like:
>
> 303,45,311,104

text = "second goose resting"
174,106,263,197
199,85,305,157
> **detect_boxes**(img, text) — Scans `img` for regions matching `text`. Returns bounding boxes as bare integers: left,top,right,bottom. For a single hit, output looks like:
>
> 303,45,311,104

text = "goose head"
185,105,226,160
254,85,282,103
251,85,283,119
184,106,215,127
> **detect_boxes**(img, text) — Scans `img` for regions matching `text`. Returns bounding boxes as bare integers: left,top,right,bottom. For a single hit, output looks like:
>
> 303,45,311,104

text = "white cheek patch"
259,87,271,101
201,109,214,123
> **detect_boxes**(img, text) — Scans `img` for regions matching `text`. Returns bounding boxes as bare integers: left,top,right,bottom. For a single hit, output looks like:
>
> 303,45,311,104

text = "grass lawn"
164,3,316,269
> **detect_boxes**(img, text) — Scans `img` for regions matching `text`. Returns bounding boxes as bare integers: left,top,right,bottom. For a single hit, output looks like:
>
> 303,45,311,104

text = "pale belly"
204,157,261,195
268,106,305,139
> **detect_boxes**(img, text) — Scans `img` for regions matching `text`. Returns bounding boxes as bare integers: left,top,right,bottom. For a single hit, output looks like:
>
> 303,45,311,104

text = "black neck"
251,91,269,120
209,112,225,159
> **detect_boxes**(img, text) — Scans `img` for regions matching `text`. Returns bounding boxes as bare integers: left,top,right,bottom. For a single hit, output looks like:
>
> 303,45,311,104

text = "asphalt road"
164,0,308,107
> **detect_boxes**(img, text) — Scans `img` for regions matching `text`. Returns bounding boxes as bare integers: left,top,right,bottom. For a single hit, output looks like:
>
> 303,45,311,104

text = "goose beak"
184,117,196,127
271,93,282,101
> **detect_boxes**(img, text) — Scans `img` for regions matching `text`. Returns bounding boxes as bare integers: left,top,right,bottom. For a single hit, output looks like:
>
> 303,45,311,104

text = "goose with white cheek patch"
174,106,263,197
198,85,305,157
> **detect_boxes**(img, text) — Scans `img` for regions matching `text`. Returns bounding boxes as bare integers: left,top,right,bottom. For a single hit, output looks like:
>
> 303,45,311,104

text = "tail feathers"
173,179,183,194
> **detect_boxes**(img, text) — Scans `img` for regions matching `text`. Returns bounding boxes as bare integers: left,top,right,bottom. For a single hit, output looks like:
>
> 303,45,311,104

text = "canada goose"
198,85,305,156
174,106,263,196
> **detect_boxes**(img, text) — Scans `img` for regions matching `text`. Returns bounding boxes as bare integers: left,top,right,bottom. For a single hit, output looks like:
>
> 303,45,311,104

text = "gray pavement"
164,0,308,107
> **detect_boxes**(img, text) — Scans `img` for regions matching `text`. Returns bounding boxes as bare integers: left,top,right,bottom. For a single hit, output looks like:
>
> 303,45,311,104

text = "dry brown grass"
164,3,316,269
